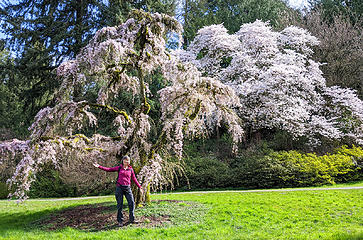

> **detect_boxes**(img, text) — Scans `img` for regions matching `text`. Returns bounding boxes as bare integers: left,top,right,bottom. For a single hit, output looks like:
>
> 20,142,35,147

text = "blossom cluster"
0,139,30,163
178,20,363,146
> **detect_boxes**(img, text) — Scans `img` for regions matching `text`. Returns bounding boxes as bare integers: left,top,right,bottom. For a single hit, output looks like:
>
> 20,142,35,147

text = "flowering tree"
177,20,363,146
0,10,243,202
2,13,361,203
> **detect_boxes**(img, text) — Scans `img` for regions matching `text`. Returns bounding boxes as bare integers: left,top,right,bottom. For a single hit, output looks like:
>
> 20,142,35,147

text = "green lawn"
0,184,362,240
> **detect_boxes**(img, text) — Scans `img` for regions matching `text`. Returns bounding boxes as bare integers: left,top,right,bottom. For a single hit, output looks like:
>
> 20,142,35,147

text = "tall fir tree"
182,0,296,47
0,0,177,139
102,0,177,26
309,0,362,25
0,0,105,138
0,50,27,139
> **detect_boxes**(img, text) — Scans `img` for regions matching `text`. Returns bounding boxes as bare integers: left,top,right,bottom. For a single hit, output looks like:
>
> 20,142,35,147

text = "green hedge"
236,145,362,188
332,145,363,182
180,144,363,190
182,156,232,190
28,165,76,198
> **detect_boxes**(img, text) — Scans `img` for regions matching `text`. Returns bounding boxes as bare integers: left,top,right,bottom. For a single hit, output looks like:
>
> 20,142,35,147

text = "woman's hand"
93,162,100,168
139,188,143,195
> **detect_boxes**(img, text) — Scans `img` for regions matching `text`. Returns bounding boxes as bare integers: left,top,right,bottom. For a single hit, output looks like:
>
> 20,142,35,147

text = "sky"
0,0,310,41
288,0,310,10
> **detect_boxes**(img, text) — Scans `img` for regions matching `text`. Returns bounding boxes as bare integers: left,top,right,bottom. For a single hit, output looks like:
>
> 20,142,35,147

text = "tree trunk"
252,130,262,144
216,125,220,139
133,183,150,206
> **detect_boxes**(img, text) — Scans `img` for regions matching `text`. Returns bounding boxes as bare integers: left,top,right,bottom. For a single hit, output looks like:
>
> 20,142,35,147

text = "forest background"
0,0,362,199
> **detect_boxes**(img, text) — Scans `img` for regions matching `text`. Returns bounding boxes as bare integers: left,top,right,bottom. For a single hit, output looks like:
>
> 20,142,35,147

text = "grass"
135,200,209,226
0,182,362,240
167,180,363,193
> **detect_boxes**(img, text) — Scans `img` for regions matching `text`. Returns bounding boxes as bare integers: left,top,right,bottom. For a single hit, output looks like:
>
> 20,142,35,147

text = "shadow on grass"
27,201,120,232
0,201,117,233
1,200,206,233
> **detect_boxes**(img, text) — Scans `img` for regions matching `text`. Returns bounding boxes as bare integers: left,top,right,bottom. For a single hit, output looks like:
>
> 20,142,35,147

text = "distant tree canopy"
303,8,363,99
286,0,363,99
0,50,26,139
0,0,177,63
0,0,106,138
310,0,362,25
102,0,177,26
182,0,296,47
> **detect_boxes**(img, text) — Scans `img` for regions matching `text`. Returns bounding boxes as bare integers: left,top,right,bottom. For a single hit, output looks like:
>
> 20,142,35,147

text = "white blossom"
180,20,363,146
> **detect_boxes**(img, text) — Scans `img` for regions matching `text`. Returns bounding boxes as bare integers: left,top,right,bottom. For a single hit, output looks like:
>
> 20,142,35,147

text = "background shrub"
182,156,232,190
28,163,116,198
229,143,289,189
333,145,363,182
177,142,363,191
0,182,9,199
28,164,77,198
7,141,362,198
266,150,355,186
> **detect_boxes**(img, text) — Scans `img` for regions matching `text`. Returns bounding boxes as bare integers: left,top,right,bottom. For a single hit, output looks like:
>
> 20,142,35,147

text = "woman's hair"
122,155,130,163
116,152,129,160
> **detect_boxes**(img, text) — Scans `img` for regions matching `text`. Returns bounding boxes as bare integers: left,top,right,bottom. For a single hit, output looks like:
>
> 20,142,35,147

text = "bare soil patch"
34,200,177,231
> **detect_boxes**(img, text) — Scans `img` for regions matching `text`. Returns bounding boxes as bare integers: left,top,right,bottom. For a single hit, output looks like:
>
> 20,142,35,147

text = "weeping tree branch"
89,103,131,124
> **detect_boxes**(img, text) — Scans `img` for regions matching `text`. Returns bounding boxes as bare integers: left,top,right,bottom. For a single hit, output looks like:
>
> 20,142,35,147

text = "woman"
93,155,143,227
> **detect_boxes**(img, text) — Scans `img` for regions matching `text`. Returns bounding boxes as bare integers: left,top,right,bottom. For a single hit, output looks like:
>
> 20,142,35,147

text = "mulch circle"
34,200,175,231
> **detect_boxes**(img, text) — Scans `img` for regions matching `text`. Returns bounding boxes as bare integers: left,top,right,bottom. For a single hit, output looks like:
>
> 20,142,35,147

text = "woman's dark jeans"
115,185,135,224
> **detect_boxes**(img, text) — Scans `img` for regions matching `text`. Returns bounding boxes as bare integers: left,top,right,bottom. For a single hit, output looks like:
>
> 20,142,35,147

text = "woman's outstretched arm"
93,162,119,172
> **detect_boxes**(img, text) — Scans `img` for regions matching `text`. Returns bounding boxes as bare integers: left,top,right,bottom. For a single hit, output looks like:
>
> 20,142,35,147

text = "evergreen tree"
182,0,295,47
309,0,362,25
0,50,27,139
0,0,105,137
102,0,177,26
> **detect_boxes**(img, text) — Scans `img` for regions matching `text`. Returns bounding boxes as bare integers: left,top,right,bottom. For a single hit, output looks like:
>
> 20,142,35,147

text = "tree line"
0,0,362,201
0,0,361,141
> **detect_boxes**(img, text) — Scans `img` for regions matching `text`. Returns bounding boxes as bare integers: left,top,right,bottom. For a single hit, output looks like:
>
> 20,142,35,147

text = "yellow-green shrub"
268,146,362,186
228,145,363,189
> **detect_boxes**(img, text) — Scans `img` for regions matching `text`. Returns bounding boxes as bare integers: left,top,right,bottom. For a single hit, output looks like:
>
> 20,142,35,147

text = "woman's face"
123,159,130,166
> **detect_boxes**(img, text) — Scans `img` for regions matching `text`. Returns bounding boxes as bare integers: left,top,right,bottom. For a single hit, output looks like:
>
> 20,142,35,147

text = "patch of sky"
288,0,310,10
0,0,19,39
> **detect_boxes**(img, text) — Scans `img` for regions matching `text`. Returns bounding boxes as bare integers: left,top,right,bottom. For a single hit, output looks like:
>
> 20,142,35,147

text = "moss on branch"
108,65,126,88
39,134,91,144
143,96,151,114
84,147,105,152
188,100,202,121
89,103,131,124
